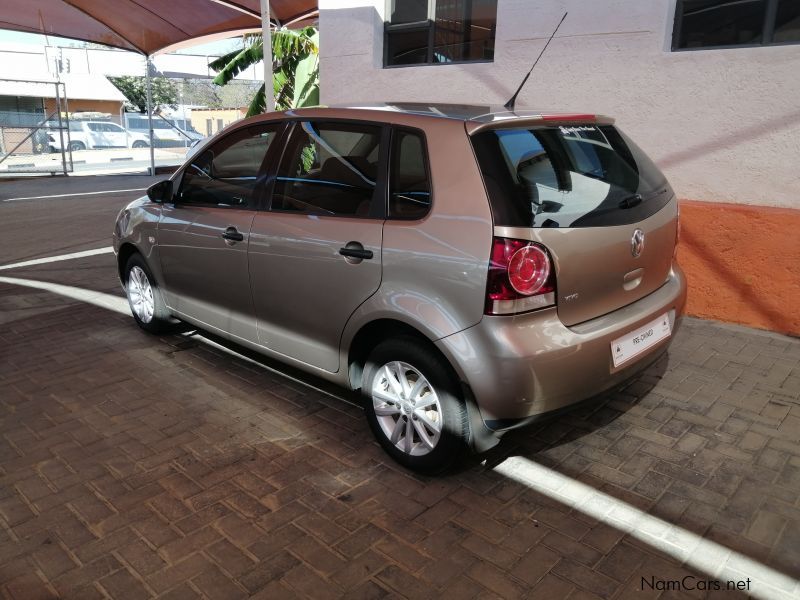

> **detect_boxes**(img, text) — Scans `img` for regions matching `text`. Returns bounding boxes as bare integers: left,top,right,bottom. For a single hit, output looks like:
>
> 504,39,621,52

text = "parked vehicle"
113,104,687,472
125,115,203,148
48,120,150,152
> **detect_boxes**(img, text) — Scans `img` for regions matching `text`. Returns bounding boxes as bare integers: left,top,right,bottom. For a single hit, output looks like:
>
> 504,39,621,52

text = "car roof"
326,102,605,123
241,103,614,135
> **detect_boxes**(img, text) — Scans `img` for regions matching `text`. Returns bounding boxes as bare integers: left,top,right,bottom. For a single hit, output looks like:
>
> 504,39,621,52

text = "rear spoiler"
465,113,615,136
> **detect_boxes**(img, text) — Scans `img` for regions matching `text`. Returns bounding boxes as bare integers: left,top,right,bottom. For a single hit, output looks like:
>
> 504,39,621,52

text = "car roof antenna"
504,12,568,111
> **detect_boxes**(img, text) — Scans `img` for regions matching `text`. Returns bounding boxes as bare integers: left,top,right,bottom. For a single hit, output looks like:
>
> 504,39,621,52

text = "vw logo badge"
631,229,645,258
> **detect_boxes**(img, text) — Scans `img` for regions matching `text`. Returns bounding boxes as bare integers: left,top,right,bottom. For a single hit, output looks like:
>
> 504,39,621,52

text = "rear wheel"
132,140,148,148
124,254,171,333
362,338,469,473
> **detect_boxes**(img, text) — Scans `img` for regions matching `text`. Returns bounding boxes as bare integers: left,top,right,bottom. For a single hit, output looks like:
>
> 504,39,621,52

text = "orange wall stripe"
677,200,800,336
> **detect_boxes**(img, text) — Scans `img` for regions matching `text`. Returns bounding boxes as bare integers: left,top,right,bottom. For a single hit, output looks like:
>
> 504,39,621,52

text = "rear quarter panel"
342,117,493,350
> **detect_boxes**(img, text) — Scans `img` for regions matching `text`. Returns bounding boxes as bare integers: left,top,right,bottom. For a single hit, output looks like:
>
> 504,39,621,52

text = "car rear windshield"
471,124,671,228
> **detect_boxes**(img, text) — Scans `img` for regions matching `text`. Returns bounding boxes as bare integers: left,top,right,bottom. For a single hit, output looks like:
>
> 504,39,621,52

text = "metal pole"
145,58,156,175
54,83,67,175
260,0,275,112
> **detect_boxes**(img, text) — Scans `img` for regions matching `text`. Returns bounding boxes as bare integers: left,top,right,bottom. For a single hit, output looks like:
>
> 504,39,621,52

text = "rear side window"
472,124,671,228
178,124,278,208
271,121,382,217
389,129,431,220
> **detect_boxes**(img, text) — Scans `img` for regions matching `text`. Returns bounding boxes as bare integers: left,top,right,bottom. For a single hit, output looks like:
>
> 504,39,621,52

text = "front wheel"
124,254,172,333
362,338,469,473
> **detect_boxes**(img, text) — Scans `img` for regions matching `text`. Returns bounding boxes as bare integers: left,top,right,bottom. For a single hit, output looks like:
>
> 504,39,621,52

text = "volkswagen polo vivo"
113,104,687,472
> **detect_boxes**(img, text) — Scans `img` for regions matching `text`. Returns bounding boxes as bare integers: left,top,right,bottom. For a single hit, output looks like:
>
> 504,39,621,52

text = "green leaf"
292,52,319,109
209,26,319,115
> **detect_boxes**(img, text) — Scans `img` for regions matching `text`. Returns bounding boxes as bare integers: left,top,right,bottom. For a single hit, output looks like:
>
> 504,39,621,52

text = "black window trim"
386,125,434,221
672,0,799,51
264,118,391,220
173,120,287,211
383,0,497,68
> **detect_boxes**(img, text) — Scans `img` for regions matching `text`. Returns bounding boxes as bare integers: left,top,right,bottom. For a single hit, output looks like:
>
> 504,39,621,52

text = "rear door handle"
221,227,244,242
339,243,373,261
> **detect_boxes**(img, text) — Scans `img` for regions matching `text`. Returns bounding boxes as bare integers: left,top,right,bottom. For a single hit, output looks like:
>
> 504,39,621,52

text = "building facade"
318,0,800,335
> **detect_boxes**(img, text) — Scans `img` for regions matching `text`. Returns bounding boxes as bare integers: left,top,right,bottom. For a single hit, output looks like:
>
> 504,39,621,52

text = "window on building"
673,0,800,50
384,0,497,66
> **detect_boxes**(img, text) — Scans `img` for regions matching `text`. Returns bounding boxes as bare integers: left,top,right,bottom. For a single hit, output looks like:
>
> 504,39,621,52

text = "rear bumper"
436,263,687,429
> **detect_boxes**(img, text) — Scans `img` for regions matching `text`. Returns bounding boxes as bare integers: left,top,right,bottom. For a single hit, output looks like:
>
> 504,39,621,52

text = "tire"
69,141,85,152
362,337,469,473
132,140,148,148
123,254,172,333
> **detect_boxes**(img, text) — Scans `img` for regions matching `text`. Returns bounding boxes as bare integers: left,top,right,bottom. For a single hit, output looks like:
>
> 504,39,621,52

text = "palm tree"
209,26,319,117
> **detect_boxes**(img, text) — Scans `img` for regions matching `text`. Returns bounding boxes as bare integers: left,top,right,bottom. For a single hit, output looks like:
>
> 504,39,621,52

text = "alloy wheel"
127,266,155,323
371,361,443,456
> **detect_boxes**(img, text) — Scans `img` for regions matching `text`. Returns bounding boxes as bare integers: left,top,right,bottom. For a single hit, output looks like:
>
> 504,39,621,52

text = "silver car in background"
114,104,687,472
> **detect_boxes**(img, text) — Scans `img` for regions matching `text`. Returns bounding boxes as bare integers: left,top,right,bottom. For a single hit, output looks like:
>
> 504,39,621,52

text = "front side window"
178,125,279,208
385,0,497,66
673,0,800,50
271,122,383,217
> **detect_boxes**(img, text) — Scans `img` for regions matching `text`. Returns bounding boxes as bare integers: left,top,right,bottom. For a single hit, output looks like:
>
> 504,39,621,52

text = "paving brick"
98,567,152,600
510,543,560,586
467,561,526,600
551,559,619,599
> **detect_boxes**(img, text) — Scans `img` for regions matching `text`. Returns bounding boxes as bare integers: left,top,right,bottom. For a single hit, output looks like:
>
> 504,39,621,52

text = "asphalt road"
0,175,160,264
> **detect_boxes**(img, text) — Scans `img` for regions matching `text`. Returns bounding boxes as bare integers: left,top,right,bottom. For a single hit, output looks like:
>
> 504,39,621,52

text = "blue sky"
0,29,243,56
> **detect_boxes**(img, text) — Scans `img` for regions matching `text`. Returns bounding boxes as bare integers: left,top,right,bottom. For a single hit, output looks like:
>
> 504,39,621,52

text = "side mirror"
147,180,173,203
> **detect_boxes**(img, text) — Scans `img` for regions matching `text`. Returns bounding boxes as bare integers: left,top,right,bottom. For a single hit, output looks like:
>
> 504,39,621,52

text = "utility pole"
145,58,156,175
260,0,274,112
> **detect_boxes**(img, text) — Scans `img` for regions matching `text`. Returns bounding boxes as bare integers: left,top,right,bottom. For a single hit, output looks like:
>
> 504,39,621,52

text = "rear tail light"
485,237,556,315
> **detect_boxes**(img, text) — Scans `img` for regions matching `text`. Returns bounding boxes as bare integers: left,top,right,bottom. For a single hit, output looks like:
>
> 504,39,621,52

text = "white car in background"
48,120,150,152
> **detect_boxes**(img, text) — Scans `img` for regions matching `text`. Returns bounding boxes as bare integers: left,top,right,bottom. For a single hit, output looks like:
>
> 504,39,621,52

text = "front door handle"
221,227,244,242
339,242,373,261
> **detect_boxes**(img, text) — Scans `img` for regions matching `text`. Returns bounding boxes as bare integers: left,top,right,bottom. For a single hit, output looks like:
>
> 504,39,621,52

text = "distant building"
189,107,248,136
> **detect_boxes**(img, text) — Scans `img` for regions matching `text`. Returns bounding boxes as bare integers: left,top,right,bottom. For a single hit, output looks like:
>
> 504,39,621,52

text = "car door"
104,123,127,147
157,122,283,342
86,122,104,148
248,120,387,372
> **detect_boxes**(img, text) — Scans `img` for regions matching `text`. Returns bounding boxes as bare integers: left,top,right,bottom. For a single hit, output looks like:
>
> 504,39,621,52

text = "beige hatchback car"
114,104,687,472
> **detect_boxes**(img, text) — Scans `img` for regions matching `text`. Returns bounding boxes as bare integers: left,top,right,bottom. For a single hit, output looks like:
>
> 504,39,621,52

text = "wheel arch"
117,242,140,283
348,318,500,454
347,319,441,391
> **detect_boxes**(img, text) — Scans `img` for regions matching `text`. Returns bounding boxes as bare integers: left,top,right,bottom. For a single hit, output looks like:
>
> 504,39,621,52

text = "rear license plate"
611,313,671,368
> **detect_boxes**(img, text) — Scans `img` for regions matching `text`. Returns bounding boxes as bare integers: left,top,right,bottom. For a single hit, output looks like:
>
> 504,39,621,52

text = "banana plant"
209,27,319,117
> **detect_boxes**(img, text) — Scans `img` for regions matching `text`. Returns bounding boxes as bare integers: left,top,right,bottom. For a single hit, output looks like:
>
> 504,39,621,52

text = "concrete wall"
319,0,800,210
319,0,800,335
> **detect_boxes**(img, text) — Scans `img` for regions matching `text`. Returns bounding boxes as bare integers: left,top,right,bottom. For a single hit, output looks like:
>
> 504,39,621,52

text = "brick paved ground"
1,178,799,599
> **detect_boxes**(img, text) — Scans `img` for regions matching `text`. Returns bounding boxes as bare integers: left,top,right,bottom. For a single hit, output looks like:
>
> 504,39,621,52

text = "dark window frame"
265,119,391,220
386,125,434,221
384,0,497,68
672,0,800,51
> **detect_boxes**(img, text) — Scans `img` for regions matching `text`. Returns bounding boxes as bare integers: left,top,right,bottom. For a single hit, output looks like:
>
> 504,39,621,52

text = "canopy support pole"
145,58,156,175
260,0,275,112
